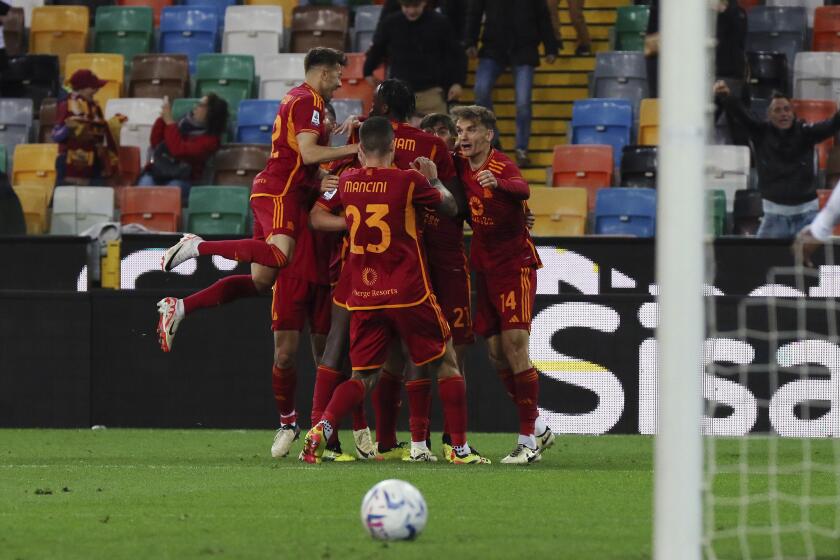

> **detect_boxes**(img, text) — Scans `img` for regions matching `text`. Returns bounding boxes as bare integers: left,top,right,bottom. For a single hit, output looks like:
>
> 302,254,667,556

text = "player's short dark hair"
324,102,336,120
451,105,496,130
304,47,347,73
399,0,425,5
360,116,394,156
770,91,791,103
375,79,416,122
419,112,456,136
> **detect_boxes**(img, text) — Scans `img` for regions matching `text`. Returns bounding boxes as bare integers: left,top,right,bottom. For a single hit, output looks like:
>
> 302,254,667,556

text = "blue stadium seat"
570,99,633,167
159,6,220,74
591,52,648,112
330,98,363,146
236,99,280,144
353,5,382,52
746,6,807,82
183,0,235,32
593,187,656,237
0,98,34,150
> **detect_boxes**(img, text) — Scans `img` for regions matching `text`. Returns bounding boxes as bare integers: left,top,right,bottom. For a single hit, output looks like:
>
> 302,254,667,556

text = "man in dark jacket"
0,0,11,72
364,0,467,117
715,80,840,238
465,0,559,167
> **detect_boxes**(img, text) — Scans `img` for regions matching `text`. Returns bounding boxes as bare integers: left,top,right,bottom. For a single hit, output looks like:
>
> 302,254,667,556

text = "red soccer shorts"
272,275,332,334
331,262,351,308
349,295,451,371
428,257,475,346
473,266,537,338
251,194,304,242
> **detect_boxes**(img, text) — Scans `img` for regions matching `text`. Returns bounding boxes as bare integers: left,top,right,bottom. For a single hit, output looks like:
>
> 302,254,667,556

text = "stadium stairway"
461,0,630,185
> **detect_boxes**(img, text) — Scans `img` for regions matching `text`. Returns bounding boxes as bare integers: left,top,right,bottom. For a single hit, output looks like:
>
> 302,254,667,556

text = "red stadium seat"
737,0,762,10
120,186,182,232
791,99,837,170
551,145,613,210
813,7,840,52
118,146,142,187
332,53,374,114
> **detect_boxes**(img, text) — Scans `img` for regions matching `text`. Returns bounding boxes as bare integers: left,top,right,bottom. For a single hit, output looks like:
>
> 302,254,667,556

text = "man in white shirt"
795,187,840,266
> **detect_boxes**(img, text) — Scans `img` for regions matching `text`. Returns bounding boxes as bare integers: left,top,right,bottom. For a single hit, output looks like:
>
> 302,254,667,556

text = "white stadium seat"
223,6,284,58
705,145,751,213
794,52,840,102
50,186,115,235
104,97,164,165
258,53,306,99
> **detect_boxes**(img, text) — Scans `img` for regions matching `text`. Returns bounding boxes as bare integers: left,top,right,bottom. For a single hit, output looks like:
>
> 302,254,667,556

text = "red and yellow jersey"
422,150,466,261
251,83,329,198
314,188,348,286
457,149,542,273
333,166,443,310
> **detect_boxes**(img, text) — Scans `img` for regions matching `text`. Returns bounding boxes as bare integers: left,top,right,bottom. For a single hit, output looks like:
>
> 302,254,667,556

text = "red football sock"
198,239,288,268
323,378,366,428
498,368,516,401
405,378,432,444
513,368,540,436
271,366,297,426
311,366,343,426
373,369,402,450
352,401,368,431
182,274,259,315
438,375,467,447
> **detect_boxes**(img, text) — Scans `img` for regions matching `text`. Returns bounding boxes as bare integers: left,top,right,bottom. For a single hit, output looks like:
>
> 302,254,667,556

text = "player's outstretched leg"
156,297,184,353
162,234,289,272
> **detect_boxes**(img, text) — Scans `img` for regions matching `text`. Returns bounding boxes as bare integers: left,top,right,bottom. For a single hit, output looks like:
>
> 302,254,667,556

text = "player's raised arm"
411,156,457,218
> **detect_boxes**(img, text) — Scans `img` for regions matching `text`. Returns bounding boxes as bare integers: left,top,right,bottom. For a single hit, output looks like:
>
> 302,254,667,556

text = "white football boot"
536,427,556,453
500,444,541,465
353,427,376,460
156,297,184,353
162,233,203,272
270,424,301,458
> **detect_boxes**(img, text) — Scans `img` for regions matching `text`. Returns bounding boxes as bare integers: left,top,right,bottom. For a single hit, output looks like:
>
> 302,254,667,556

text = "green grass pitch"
1,430,837,559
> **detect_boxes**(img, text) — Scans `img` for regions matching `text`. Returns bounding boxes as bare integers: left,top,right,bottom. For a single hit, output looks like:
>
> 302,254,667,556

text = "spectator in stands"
138,94,228,202
52,69,121,186
364,0,467,117
377,0,467,44
715,81,840,238
715,0,746,82
465,0,558,167
546,0,591,56
0,0,10,72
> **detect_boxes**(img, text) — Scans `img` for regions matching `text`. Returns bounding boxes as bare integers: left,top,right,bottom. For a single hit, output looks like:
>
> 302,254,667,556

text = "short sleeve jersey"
251,83,328,197
457,149,542,273
335,166,443,310
314,188,348,285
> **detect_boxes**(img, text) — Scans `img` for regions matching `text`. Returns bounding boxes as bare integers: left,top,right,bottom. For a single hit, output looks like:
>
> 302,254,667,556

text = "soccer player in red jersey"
301,117,489,465
452,105,555,464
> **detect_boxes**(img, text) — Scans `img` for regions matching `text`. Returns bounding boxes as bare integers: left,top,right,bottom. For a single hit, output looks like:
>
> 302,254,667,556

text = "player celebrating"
452,105,554,464
301,117,488,465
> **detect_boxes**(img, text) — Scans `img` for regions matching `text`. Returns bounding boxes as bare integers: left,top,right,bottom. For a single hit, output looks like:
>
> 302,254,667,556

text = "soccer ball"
360,479,427,541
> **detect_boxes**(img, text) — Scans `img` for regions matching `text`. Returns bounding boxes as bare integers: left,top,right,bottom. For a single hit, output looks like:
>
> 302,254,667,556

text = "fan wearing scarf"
138,94,229,202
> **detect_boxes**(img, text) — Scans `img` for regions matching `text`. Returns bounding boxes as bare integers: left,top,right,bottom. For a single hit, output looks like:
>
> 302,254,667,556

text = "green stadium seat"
194,54,255,120
187,186,250,235
94,6,154,74
172,98,201,121
615,5,650,52
0,145,7,174
707,189,727,237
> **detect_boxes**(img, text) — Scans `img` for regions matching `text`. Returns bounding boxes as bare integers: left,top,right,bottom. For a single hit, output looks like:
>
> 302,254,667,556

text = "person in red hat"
52,69,121,186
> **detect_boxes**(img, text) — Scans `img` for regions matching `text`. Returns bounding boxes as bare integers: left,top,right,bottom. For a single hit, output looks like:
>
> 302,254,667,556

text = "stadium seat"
159,6,220,74
746,51,790,99
104,98,164,165
1,7,24,57
733,188,763,235
707,189,727,237
11,143,59,191
223,5,285,58
36,98,56,143
638,98,659,145
792,99,837,169
244,0,298,12
50,185,115,235
0,55,60,112
593,187,656,237
793,52,840,100
330,97,363,146
12,185,49,234
813,6,840,51
614,5,649,51
194,54,256,121
767,0,824,28
332,53,375,114
120,186,182,232
591,52,649,112
187,185,251,235
352,4,381,52
570,98,633,167
705,145,751,212
0,145,6,174
50,0,111,25
236,99,280,144
620,145,657,189
7,0,42,28
211,143,270,186
746,6,807,81
117,0,171,27
128,54,191,100
551,145,613,210
290,5,349,53
118,146,142,186
65,54,125,108
258,53,307,98
528,187,588,236
183,0,236,31
827,145,840,186
30,6,89,74
0,98,34,151
94,6,154,74
172,98,201,122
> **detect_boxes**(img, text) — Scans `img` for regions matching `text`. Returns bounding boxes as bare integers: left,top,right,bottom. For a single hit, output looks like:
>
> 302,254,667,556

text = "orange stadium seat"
12,143,59,192
121,186,182,232
12,185,50,234
117,0,172,27
1,7,25,57
212,144,270,187
792,99,837,169
118,146,142,186
813,6,840,51
128,54,191,100
30,6,90,74
332,53,374,114
528,187,588,237
65,53,125,108
290,5,349,53
551,145,613,210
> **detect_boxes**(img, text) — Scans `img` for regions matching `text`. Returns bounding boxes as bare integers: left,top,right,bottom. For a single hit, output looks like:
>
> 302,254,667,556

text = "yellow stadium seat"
528,187,588,236
30,6,90,75
13,185,50,234
638,98,659,146
244,0,298,13
12,144,59,195
65,54,125,107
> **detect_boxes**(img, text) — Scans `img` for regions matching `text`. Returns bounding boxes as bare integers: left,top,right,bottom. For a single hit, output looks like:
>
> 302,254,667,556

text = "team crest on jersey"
362,267,379,287
311,110,321,126
469,195,484,216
